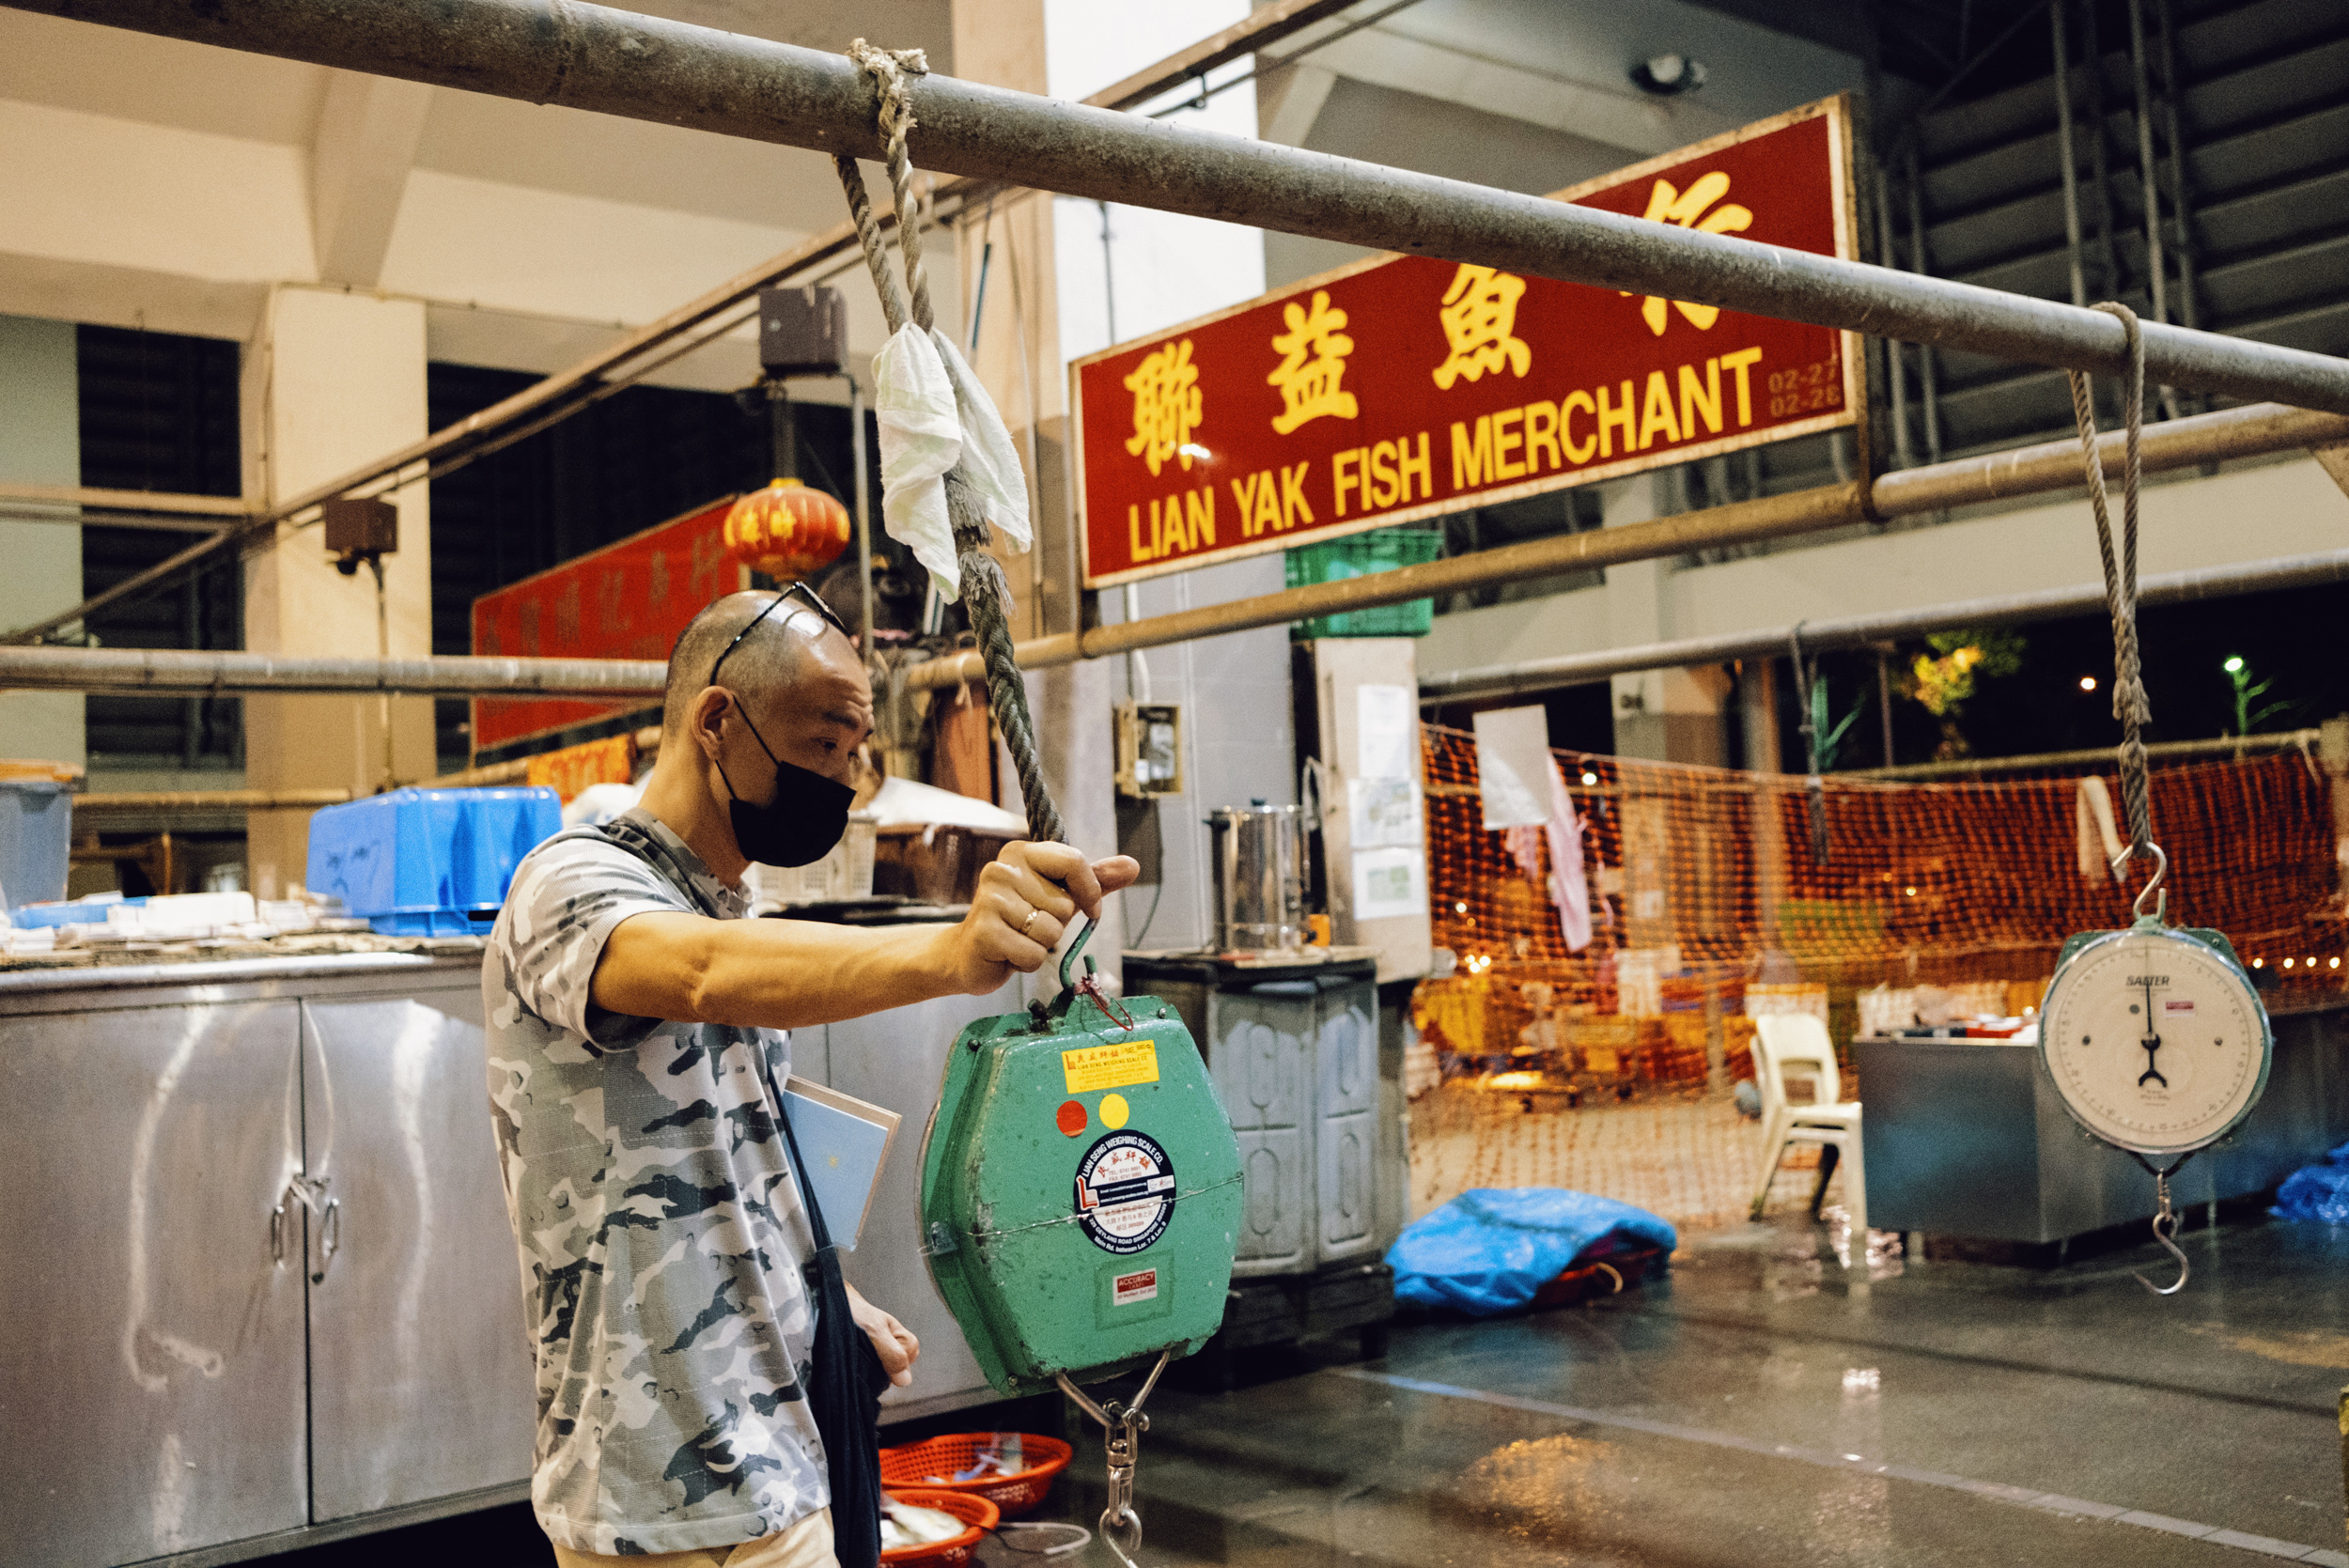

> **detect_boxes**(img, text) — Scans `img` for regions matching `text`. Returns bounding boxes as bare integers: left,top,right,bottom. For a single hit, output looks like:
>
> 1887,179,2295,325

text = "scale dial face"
2039,927,2271,1157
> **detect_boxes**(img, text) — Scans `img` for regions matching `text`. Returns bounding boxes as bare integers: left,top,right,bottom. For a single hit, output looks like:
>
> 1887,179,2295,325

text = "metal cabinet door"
301,989,535,1520
0,999,308,1568
821,986,1016,1421
1314,980,1379,1261
1212,984,1312,1275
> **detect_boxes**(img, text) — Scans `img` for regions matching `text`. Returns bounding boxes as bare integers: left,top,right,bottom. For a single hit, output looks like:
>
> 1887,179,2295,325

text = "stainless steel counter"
0,953,533,1568
1855,1000,2349,1243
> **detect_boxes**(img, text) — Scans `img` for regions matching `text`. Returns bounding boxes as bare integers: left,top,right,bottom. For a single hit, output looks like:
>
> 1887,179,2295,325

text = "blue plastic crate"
307,787,561,936
0,778,74,909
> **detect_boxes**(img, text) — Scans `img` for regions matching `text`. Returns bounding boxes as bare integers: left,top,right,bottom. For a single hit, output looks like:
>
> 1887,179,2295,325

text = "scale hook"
2110,840,2169,924
2133,1170,2190,1296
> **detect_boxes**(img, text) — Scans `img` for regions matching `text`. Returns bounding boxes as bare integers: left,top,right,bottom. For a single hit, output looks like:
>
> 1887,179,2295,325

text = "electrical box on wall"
758,285,848,377
1113,701,1183,799
322,497,397,574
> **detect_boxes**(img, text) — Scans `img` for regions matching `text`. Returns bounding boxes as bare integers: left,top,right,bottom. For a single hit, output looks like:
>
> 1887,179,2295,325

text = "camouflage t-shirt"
484,807,828,1556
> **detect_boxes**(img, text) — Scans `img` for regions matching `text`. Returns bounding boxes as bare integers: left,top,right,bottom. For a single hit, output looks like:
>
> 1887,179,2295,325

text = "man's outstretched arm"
589,840,1141,1031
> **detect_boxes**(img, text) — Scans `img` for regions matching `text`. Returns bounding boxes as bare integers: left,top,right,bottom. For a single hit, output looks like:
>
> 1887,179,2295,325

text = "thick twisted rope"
839,39,1066,846
846,41,938,334
2067,303,2154,863
832,150,907,336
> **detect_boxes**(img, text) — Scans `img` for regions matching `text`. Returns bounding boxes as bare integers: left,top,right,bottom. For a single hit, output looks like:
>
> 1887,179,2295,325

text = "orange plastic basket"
879,1433,1074,1518
879,1488,999,1568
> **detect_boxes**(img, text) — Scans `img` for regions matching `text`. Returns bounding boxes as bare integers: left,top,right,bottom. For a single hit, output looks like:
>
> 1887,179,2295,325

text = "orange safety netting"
1413,724,2349,1094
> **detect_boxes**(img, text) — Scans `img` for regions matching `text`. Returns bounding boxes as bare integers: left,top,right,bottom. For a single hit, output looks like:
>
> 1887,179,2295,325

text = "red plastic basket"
879,1433,1074,1518
879,1488,999,1568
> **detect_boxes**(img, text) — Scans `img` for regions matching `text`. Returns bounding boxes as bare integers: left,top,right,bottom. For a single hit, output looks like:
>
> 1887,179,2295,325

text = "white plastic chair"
1749,1013,1867,1259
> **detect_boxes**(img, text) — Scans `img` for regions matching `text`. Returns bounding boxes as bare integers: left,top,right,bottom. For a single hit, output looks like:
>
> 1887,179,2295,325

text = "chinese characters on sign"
1071,96,1860,587
1125,339,1204,476
1268,290,1360,433
470,497,743,754
1432,266,1532,389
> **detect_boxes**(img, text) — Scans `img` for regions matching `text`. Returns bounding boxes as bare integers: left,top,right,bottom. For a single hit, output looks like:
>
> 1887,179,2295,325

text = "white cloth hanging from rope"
1544,757,1594,953
871,322,1031,601
2076,774,2125,881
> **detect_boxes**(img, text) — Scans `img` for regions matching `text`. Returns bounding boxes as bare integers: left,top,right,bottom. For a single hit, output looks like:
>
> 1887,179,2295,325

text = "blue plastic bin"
306,786,561,936
0,779,74,909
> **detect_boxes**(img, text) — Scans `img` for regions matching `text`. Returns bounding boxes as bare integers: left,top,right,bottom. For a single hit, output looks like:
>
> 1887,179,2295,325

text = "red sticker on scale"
1056,1100,1089,1137
1073,1130,1177,1255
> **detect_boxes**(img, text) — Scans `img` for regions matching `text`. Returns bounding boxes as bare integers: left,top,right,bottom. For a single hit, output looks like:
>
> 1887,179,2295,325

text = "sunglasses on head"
708,582,851,689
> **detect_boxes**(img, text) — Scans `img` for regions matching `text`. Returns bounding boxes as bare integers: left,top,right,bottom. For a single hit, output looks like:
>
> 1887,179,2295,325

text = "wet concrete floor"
290,1211,2349,1567
1038,1212,2349,1568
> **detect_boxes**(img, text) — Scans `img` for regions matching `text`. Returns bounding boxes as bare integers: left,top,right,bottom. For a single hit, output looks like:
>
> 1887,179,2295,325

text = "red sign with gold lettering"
1069,97,1860,587
469,496,744,754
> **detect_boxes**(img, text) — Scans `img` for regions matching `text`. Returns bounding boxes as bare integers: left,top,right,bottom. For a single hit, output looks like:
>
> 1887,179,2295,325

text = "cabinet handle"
274,1174,335,1277
312,1199,341,1284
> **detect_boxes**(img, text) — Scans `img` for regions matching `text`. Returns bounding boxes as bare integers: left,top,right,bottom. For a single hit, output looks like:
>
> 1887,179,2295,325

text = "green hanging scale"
2034,304,2273,1296
920,921,1243,1396
919,924,1240,1568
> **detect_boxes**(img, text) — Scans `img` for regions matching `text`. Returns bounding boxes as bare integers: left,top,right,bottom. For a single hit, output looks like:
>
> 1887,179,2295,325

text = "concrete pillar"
1603,474,1729,764
241,287,431,897
0,315,85,770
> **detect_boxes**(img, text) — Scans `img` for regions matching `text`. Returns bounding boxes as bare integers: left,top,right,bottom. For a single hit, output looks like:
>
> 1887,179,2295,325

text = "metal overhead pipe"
1420,547,2349,704
12,0,2349,417
0,645,667,698
897,398,2349,692
0,483,253,518
1847,729,2317,783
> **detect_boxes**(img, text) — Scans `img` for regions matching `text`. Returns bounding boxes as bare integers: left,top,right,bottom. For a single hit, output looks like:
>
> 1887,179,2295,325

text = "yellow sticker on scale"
1062,1038,1159,1095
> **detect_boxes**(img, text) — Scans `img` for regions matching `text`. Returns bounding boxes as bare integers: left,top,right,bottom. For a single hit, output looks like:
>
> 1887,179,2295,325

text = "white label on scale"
1074,1131,1177,1255
1112,1267,1159,1306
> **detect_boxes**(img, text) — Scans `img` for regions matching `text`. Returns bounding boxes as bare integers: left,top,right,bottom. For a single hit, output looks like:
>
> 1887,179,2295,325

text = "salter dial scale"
2039,921,2272,1159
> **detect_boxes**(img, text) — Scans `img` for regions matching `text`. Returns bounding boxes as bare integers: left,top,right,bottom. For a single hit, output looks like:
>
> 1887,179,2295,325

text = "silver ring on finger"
1020,908,1044,940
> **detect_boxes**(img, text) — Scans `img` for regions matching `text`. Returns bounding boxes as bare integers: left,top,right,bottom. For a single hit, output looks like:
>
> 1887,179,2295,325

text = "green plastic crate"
1284,526,1443,639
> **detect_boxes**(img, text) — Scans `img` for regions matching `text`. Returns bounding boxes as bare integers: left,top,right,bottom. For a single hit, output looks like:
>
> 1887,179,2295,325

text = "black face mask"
715,703,855,868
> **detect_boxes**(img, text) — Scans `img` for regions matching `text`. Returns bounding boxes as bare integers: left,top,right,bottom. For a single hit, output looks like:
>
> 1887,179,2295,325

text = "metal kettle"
1206,800,1309,951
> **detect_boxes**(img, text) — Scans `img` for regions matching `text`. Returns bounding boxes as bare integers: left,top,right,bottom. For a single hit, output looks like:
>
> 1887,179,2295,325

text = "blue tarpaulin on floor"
1389,1188,1679,1315
2272,1139,2349,1223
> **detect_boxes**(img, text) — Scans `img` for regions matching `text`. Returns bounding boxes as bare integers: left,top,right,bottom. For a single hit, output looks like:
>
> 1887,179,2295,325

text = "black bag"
771,1058,894,1568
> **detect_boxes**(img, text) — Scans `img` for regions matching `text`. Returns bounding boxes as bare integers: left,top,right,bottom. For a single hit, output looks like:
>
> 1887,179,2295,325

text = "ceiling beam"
310,70,433,287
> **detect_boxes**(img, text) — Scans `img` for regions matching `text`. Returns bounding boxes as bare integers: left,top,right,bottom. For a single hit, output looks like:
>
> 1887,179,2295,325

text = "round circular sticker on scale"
1073,1130,1177,1255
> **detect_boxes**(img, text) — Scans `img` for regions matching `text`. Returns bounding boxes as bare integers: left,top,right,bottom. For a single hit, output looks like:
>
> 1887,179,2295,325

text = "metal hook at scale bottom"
2134,1172,2190,1296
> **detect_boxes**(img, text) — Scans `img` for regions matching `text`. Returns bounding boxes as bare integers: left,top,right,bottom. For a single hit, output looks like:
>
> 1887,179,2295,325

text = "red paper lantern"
723,478,852,582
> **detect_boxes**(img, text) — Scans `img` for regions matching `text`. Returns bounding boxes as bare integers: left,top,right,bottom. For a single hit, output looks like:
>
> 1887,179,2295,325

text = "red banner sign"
1070,97,1859,587
470,497,744,754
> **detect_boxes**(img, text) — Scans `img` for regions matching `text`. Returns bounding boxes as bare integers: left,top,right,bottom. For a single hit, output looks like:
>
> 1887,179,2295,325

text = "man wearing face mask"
485,585,1138,1568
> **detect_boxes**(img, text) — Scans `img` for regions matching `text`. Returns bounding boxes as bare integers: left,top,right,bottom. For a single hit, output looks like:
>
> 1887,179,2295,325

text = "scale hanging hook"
1059,1354,1170,1568
2110,839,2168,924
2134,1168,2190,1296
1057,915,1137,1032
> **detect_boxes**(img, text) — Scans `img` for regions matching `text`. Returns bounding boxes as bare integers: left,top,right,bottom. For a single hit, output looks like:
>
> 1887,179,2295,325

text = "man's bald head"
661,590,853,736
